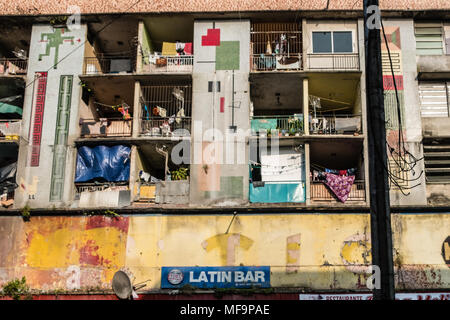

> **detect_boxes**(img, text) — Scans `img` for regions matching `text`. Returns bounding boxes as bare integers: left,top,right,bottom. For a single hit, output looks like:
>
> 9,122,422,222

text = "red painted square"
202,29,220,46
220,97,225,113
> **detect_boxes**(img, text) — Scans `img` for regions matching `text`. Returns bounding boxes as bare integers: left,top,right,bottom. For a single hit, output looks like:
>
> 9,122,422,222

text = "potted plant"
50,16,69,28
171,167,189,181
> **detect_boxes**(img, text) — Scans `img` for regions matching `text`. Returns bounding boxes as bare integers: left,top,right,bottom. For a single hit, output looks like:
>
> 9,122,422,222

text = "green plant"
1,277,32,300
21,204,31,221
49,16,68,26
79,81,94,95
288,117,303,135
171,167,189,181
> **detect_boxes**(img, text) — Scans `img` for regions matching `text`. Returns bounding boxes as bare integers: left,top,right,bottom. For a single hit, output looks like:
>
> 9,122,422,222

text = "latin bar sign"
161,266,270,289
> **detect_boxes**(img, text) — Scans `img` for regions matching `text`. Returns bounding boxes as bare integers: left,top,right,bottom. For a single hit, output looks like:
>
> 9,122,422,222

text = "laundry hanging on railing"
75,145,131,183
311,166,357,203
311,167,356,182
162,42,193,56
325,173,355,203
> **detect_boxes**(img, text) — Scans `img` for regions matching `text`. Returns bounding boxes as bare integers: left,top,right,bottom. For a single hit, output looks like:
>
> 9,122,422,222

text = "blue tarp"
249,182,305,203
75,145,131,183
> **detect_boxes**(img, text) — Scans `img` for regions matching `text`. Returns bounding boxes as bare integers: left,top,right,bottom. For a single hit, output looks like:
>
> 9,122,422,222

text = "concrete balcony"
0,120,21,142
310,180,366,203
307,53,360,71
251,53,303,72
79,118,132,138
141,55,193,74
417,55,450,79
0,58,27,76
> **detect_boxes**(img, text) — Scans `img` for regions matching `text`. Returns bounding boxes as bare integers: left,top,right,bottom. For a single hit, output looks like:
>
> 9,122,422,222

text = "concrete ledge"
422,118,450,137
417,55,450,79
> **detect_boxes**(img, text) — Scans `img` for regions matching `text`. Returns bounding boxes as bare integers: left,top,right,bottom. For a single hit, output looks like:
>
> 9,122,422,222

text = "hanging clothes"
184,43,193,55
162,42,177,56
266,40,272,54
325,173,355,203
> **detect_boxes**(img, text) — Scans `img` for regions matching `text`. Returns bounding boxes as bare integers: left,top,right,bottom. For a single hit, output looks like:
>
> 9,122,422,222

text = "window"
415,23,444,55
312,31,353,53
419,82,450,117
423,139,450,183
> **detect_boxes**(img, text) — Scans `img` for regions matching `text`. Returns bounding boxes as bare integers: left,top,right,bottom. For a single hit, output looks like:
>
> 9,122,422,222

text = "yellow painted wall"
0,213,448,292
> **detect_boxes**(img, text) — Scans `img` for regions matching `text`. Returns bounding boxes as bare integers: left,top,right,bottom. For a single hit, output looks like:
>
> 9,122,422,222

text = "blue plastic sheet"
249,182,305,203
75,145,131,183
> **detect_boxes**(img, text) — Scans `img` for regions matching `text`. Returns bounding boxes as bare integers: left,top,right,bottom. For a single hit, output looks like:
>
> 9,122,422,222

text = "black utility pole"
363,0,395,300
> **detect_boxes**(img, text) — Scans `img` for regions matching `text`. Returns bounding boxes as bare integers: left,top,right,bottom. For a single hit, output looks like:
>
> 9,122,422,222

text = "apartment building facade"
0,1,448,298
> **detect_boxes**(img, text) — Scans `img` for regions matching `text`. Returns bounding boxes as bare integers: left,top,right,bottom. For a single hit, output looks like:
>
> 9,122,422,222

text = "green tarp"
0,103,23,115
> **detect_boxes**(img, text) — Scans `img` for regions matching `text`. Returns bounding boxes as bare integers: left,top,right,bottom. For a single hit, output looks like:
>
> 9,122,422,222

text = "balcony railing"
0,58,27,75
251,53,303,72
310,180,366,202
75,183,129,194
140,117,191,137
309,114,362,135
83,56,134,75
307,53,360,70
0,120,21,141
79,118,132,138
141,55,193,73
251,115,304,136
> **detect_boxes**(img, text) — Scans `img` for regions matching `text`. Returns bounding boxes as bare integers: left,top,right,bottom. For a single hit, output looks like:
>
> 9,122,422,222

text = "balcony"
310,180,366,202
307,53,360,71
251,53,303,72
140,117,191,137
79,118,132,138
309,114,362,135
0,120,21,141
251,115,304,137
139,83,192,138
141,54,193,73
0,58,27,76
83,55,135,75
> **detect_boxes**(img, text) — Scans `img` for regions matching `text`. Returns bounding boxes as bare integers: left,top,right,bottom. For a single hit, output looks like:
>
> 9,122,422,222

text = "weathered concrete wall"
422,117,450,137
417,55,450,73
190,20,250,206
0,213,448,292
426,184,450,205
382,19,427,206
155,180,189,204
14,24,87,209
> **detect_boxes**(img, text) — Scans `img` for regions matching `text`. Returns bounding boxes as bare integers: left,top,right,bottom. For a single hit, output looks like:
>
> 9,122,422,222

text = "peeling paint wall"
0,213,448,292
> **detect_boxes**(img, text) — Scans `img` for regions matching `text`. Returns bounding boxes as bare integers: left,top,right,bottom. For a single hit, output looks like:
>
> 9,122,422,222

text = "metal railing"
307,53,360,70
309,114,362,135
0,120,21,140
0,58,27,75
79,118,132,138
310,180,366,202
141,55,193,73
140,117,191,137
83,56,135,74
251,53,302,71
251,115,304,136
75,183,129,194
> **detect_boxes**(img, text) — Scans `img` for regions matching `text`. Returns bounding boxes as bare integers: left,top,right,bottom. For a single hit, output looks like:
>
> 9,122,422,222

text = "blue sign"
161,266,271,289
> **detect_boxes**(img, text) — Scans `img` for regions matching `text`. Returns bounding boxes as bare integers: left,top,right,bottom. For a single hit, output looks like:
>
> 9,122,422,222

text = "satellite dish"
112,270,150,300
112,271,133,299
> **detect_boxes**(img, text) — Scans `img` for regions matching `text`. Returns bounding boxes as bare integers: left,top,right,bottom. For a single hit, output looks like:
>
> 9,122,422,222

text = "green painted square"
216,41,240,70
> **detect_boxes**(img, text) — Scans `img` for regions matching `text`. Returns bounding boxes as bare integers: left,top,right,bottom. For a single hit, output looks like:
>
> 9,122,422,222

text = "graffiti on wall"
0,214,448,291
29,72,48,167
38,28,79,68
